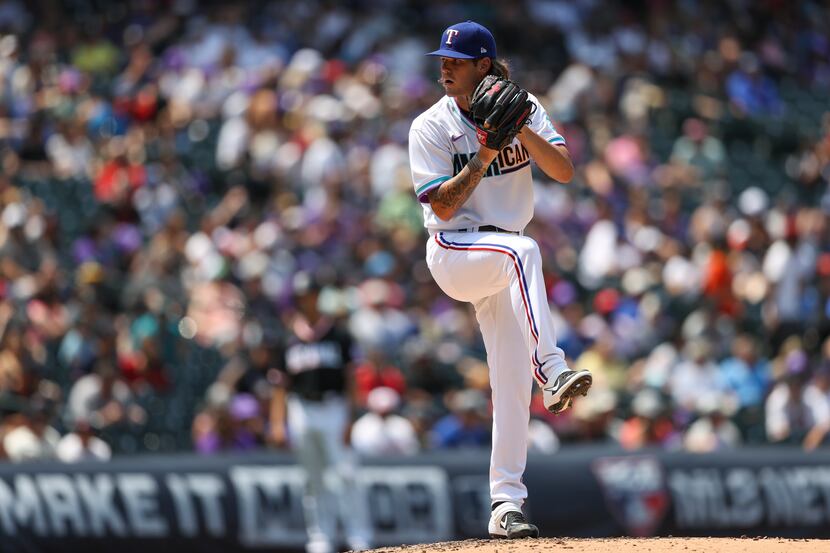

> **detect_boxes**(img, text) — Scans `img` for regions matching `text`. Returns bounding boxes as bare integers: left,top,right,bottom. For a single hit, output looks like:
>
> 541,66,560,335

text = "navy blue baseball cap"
426,21,497,60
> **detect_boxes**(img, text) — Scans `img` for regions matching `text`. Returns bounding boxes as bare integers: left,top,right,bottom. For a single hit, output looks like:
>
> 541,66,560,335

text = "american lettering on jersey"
451,143,531,178
410,93,564,226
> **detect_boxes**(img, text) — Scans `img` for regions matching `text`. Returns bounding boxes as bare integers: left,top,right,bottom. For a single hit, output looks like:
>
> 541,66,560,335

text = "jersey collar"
449,98,477,132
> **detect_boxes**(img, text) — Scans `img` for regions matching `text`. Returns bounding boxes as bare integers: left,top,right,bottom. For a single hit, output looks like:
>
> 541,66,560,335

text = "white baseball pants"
287,394,372,552
426,230,569,505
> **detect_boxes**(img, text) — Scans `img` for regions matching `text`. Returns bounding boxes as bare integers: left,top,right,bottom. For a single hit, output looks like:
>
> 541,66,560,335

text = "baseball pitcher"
408,20,593,539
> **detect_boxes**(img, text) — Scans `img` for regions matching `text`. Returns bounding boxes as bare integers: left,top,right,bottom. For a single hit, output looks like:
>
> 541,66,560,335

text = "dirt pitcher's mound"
365,537,827,553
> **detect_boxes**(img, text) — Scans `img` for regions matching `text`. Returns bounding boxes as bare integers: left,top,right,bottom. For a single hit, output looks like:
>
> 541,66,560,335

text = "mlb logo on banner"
592,456,670,537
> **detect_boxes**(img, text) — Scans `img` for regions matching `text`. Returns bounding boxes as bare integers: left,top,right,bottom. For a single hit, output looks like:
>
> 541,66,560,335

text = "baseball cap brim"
425,48,476,59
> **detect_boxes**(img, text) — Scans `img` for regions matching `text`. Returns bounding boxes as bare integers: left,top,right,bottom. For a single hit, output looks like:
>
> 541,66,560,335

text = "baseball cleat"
488,506,539,539
543,369,592,414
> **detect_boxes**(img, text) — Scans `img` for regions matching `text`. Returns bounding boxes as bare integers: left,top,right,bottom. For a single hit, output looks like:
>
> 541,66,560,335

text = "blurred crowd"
1,0,830,463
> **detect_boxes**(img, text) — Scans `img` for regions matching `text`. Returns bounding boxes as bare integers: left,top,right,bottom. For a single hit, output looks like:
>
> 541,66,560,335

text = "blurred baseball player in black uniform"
270,271,371,553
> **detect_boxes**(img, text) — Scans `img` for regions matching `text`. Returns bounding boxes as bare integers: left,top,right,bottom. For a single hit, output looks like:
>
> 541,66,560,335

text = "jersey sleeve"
408,125,453,203
272,344,290,385
527,94,566,146
337,325,355,367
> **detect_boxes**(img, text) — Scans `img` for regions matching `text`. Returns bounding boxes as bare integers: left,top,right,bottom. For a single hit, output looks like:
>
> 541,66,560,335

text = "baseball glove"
469,75,536,151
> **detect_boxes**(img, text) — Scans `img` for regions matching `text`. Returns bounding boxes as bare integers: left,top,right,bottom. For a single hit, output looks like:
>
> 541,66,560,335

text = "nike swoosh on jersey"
451,134,464,142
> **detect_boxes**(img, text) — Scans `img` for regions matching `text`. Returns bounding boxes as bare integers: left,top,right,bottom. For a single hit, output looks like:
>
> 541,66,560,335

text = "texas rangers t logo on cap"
426,20,497,60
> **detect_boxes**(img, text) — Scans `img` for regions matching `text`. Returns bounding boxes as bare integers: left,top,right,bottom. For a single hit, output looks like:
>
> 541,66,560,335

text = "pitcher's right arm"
427,147,497,221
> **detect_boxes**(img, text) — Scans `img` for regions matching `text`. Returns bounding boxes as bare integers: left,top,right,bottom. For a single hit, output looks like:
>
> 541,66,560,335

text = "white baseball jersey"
408,93,565,232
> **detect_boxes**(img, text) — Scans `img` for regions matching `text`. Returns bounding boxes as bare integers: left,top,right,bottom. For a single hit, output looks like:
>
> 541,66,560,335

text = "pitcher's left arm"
517,126,574,183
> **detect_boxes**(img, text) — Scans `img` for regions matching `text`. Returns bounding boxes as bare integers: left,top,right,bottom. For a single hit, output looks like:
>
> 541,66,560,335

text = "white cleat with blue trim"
543,369,592,414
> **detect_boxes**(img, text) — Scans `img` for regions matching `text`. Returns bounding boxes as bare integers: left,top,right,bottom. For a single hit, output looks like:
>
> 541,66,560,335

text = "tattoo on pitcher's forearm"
430,154,490,213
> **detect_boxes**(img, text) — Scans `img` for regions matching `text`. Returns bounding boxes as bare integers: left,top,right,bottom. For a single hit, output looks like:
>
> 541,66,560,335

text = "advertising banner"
2,447,830,552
